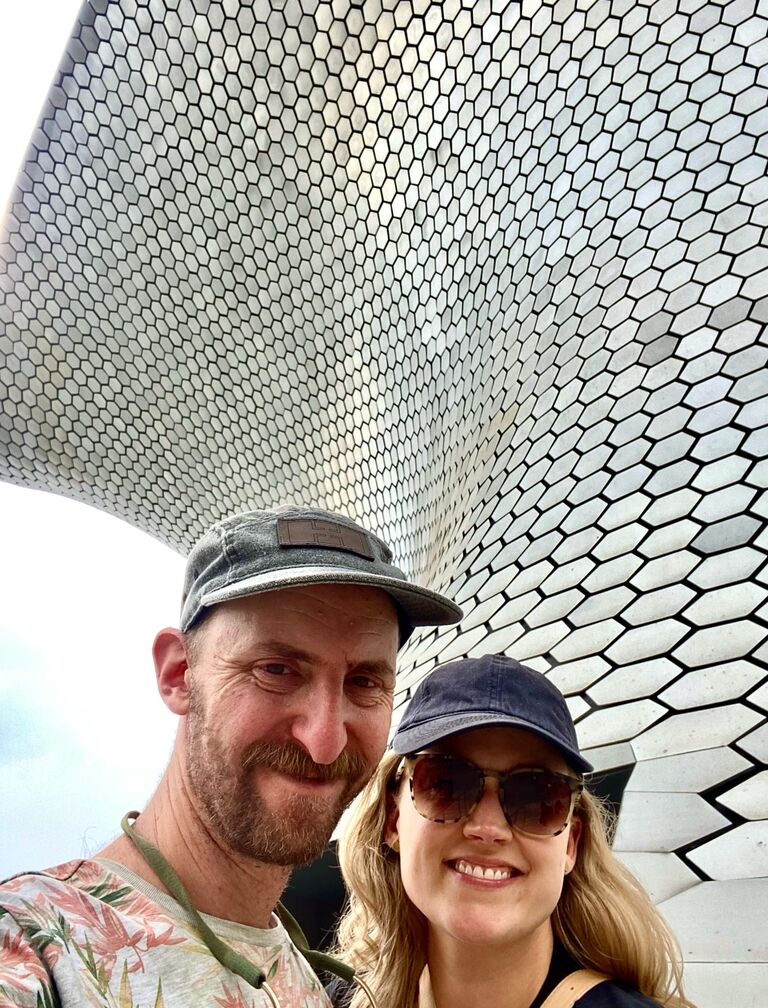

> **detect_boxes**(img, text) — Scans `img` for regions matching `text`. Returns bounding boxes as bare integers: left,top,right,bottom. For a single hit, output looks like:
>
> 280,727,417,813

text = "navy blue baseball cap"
391,655,592,774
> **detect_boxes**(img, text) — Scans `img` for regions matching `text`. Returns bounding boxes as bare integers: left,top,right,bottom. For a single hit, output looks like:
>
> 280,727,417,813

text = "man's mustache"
241,740,369,781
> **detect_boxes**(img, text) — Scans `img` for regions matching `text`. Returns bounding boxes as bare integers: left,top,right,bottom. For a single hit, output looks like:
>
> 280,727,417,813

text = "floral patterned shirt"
0,858,331,1008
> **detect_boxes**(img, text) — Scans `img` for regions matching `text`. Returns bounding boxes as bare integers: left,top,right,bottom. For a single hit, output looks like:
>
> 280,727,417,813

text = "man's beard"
185,698,371,866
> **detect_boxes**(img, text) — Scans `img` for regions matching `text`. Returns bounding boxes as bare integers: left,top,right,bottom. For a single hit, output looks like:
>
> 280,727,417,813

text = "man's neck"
97,762,291,929
427,924,553,1008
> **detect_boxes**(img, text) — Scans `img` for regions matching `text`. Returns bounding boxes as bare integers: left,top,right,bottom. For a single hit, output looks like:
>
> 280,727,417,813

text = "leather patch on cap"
277,517,375,560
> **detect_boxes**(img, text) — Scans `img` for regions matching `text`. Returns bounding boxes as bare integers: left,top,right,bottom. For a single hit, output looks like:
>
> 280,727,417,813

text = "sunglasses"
398,753,583,837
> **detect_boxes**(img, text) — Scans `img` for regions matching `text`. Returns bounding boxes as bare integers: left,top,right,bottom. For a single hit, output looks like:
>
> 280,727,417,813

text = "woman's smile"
447,857,524,884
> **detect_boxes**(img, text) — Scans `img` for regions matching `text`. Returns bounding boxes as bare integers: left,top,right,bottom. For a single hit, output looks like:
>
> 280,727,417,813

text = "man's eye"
258,663,292,676
347,675,377,690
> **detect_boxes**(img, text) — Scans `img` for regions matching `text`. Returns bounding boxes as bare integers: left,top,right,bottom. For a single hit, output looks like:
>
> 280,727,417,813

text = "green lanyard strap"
120,812,375,1007
273,901,354,982
121,813,276,1002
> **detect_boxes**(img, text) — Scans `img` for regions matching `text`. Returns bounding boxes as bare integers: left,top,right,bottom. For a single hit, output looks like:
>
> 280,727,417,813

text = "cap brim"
200,564,462,627
391,711,593,774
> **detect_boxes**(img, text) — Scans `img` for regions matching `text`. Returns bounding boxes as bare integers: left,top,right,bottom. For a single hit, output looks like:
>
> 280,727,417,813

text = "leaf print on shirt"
215,980,258,1008
1,860,331,1008
0,912,52,991
50,875,185,972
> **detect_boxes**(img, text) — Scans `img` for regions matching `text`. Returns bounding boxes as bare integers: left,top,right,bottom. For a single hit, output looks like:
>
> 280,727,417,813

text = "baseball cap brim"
200,564,462,628
392,710,593,774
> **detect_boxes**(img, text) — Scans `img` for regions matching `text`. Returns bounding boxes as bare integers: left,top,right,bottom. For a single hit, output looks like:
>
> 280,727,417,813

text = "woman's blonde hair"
333,750,695,1008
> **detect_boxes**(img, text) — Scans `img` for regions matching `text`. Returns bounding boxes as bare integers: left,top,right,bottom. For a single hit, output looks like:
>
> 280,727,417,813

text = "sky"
0,484,185,877
0,0,187,878
0,1,83,218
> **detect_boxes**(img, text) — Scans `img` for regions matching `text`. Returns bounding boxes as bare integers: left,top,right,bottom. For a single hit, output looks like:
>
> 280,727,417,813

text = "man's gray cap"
180,504,462,642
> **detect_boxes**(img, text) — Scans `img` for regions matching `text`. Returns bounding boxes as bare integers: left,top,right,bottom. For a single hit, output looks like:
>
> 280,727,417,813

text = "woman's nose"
462,777,514,842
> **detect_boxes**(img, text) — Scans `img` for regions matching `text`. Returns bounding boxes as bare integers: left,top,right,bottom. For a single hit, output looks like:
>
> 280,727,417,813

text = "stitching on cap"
220,524,237,581
491,656,503,708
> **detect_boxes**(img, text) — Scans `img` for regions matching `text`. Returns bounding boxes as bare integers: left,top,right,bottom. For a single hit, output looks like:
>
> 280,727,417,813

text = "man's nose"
462,777,514,843
289,685,349,765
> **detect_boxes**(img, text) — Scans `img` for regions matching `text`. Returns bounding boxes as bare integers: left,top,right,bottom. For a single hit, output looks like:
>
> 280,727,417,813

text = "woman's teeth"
454,859,514,880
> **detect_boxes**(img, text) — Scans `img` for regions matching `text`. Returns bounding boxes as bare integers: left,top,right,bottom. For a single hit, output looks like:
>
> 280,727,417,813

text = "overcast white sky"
0,0,86,217
0,483,184,877
0,1,185,877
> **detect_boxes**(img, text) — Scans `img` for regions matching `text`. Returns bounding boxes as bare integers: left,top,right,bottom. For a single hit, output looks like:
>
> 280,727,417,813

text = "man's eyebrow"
252,641,396,680
252,641,317,663
349,660,397,683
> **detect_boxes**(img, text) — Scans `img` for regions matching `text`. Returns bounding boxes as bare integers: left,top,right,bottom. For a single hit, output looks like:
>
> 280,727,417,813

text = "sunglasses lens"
501,771,576,835
410,756,482,822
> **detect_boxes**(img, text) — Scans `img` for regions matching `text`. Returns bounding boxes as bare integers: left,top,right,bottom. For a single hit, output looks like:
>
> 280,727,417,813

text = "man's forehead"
192,584,400,652
214,582,400,619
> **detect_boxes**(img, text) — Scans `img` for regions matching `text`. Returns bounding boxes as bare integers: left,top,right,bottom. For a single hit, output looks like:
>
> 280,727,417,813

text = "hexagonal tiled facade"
1,2,766,1004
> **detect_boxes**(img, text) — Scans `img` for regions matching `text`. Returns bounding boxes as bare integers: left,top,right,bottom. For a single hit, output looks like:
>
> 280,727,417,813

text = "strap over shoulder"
540,969,609,1008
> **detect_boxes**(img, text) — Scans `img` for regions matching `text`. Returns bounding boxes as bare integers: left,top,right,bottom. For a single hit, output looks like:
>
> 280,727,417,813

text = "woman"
328,655,695,1008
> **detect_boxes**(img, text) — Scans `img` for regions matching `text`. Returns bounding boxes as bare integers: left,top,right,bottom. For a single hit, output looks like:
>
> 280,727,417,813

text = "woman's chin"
435,916,520,949
429,909,552,956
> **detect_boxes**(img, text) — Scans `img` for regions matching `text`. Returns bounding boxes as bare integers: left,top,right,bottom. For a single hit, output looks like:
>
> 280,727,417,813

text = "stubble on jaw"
185,695,371,866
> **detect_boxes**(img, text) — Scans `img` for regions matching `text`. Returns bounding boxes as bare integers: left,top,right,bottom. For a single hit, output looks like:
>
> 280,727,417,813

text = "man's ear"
384,793,401,852
153,627,191,716
565,814,582,873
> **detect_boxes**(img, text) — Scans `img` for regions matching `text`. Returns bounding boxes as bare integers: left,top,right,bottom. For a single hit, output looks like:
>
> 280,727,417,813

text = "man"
0,505,460,1007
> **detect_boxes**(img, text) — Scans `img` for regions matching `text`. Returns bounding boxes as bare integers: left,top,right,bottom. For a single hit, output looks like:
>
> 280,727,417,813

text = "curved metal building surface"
1,1,766,1003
